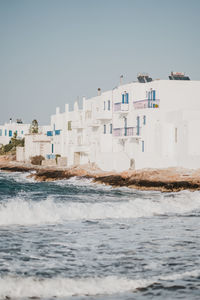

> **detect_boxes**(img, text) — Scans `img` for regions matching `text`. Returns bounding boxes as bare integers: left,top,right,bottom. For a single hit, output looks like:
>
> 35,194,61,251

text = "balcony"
71,121,84,129
74,144,89,153
114,103,129,113
88,120,101,127
113,127,141,138
96,111,112,121
133,99,160,109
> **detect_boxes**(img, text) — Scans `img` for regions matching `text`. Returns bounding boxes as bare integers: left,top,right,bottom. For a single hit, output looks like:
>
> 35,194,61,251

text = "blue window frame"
108,100,111,111
55,130,61,135
5,129,7,136
51,144,54,154
122,94,125,104
110,123,112,134
103,124,106,134
153,90,156,100
143,115,146,125
137,116,140,136
125,93,129,104
9,130,12,137
0,129,2,136
142,140,144,152
47,131,53,136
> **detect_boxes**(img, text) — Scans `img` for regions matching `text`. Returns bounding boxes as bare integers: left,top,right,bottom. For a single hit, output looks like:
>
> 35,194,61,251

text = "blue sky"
0,0,200,124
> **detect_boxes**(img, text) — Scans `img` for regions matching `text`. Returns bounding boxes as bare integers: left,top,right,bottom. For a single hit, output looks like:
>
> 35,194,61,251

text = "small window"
175,128,177,143
104,101,106,110
21,131,24,135
9,130,12,137
125,93,129,104
110,124,112,134
108,100,111,111
104,124,106,134
68,121,72,131
143,115,146,125
142,140,145,152
5,129,7,136
0,129,2,136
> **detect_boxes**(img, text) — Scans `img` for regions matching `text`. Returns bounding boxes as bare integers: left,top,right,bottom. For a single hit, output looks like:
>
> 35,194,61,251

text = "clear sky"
0,0,200,124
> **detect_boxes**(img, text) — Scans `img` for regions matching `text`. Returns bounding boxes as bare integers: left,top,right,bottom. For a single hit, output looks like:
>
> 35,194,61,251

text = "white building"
33,73,200,171
0,120,30,146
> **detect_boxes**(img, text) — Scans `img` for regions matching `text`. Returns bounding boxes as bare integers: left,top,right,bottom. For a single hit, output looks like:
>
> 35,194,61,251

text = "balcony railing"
113,127,140,137
71,121,84,129
133,99,160,109
96,111,112,120
114,103,129,112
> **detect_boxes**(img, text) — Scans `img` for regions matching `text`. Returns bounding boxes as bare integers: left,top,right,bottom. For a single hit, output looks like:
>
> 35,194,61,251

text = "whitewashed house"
0,119,30,146
35,72,200,171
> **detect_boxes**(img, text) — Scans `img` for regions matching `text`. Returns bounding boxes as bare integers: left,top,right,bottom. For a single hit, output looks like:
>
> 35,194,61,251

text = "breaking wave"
0,190,200,226
0,270,199,298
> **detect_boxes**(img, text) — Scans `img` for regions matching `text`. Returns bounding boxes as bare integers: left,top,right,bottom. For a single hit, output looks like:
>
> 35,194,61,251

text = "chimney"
97,88,101,96
9,118,12,124
120,75,123,85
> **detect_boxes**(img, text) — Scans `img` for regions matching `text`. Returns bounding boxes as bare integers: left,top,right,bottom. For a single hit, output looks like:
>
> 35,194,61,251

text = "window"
9,130,12,137
5,129,7,136
143,115,146,125
51,144,54,154
104,101,106,110
122,92,129,104
175,128,177,143
125,93,129,104
142,140,145,152
68,121,72,131
0,129,2,136
104,124,106,134
47,131,53,136
110,124,112,134
108,100,111,111
21,131,24,135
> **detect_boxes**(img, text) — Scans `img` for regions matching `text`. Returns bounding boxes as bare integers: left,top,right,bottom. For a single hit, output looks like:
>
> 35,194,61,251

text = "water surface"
0,171,200,299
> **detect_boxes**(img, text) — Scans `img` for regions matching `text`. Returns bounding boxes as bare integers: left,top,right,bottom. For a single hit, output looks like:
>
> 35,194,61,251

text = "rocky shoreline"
1,157,200,192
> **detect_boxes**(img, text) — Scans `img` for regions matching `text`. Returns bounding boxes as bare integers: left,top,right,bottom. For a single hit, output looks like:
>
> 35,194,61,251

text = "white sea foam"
0,270,199,298
0,190,200,226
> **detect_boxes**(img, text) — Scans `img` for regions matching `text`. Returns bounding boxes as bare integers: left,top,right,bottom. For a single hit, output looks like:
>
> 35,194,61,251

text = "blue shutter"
153,90,156,100
104,124,106,134
9,130,12,137
122,94,125,103
126,93,129,103
137,116,140,135
51,144,54,154
5,130,7,136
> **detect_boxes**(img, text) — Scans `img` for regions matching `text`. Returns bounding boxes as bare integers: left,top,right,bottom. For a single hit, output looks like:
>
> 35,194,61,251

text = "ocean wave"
0,191,200,226
0,270,199,298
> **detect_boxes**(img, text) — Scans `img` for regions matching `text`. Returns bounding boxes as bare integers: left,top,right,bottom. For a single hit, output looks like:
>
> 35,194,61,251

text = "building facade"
43,75,200,171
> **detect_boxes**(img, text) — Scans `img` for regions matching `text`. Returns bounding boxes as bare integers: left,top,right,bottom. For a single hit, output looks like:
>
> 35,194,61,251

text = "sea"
0,171,200,300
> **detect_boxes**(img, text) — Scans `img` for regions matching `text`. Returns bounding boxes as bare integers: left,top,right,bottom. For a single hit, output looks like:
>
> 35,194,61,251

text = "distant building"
0,120,30,146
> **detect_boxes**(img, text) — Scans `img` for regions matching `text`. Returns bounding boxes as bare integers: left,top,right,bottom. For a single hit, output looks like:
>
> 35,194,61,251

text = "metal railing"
133,99,160,109
114,103,129,112
113,127,140,137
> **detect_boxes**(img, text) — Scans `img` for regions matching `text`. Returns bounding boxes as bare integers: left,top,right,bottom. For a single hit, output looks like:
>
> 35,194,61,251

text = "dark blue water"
0,171,200,299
